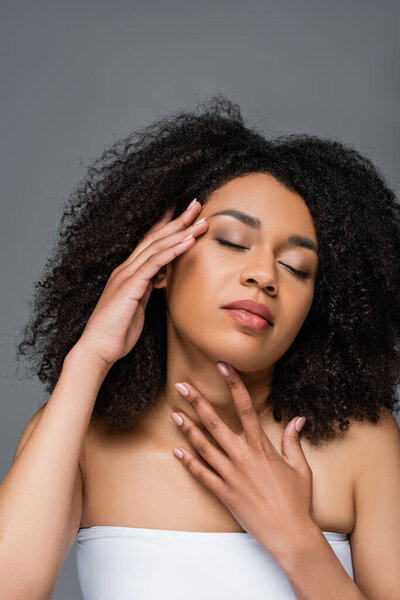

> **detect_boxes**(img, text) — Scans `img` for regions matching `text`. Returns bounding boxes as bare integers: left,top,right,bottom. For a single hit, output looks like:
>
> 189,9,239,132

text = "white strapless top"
75,525,353,599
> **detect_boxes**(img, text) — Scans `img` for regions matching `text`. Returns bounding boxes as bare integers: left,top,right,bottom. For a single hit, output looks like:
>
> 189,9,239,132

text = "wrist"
65,340,113,378
271,519,324,573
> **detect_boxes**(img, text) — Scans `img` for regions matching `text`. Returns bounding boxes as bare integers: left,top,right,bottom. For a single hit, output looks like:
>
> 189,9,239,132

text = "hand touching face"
154,173,319,374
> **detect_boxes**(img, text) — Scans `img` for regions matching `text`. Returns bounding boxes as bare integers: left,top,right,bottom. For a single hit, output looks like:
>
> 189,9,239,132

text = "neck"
133,320,276,452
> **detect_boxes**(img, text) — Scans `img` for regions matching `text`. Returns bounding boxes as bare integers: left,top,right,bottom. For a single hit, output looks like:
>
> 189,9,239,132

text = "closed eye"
215,238,311,280
216,238,247,251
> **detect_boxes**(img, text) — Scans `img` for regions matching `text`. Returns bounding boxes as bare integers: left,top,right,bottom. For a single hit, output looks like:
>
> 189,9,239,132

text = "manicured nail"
174,382,190,396
171,412,184,426
179,234,194,243
295,416,306,432
217,362,231,376
173,447,184,459
186,198,197,211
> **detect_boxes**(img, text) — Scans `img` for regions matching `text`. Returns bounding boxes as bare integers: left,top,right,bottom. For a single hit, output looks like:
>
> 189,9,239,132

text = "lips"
222,298,274,325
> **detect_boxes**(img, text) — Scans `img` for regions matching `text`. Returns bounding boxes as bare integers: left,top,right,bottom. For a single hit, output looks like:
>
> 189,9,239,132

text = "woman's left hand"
171,361,317,558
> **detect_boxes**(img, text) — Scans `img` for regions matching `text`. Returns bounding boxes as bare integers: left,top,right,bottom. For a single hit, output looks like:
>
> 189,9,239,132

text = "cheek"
164,243,316,367
267,305,312,364
281,288,314,337
166,250,219,326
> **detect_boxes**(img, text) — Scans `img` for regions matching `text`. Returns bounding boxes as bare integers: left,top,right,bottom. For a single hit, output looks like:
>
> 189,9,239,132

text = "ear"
152,265,168,289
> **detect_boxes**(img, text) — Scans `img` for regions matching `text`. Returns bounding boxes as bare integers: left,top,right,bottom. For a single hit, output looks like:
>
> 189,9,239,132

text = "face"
155,173,319,374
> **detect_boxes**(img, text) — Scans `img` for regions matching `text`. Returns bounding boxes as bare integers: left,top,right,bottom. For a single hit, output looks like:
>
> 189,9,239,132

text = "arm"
273,408,400,600
0,200,191,599
0,342,111,600
274,523,368,600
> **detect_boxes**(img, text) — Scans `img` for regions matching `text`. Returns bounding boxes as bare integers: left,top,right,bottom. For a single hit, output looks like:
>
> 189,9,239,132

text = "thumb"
282,416,307,467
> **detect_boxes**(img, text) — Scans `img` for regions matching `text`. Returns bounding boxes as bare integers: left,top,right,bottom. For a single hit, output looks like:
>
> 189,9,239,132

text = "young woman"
1,96,399,599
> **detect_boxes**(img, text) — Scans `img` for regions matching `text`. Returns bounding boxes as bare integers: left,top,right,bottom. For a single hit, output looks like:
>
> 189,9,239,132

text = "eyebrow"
208,209,319,255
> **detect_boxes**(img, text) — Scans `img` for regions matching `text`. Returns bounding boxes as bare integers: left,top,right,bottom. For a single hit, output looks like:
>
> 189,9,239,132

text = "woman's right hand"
76,199,208,369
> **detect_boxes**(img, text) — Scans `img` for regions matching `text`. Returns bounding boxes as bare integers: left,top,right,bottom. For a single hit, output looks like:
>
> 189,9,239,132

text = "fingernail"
180,234,194,243
295,416,306,432
217,362,231,376
173,447,184,459
186,198,197,211
174,382,190,396
171,412,184,426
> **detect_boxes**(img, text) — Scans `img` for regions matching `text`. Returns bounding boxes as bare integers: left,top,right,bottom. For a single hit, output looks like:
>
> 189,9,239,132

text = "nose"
239,253,278,295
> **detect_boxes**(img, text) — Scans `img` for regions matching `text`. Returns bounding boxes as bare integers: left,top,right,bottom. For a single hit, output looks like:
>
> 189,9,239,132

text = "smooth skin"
81,172,399,597
143,172,318,441
169,362,314,562
6,173,400,600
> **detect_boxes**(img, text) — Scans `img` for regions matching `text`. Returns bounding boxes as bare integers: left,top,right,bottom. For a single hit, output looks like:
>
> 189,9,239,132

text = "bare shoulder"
346,406,400,484
348,406,400,499
14,402,94,473
346,408,400,598
347,406,400,449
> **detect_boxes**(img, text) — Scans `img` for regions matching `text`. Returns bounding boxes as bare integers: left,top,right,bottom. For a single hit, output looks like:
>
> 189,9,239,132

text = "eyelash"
215,238,311,280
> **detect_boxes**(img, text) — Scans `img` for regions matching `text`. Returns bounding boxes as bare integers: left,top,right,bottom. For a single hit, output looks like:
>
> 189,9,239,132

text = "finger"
115,233,198,304
172,446,228,502
112,207,176,276
171,411,233,480
174,382,240,460
282,416,310,472
120,199,202,272
119,215,208,286
148,206,176,234
141,207,176,241
216,362,273,451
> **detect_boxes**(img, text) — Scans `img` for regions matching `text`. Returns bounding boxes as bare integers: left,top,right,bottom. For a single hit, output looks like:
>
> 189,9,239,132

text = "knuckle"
148,251,163,270
237,403,256,417
179,212,188,226
184,422,193,435
145,231,157,244
110,265,123,281
109,265,120,278
197,444,208,457
196,468,206,486
190,394,201,410
186,455,196,471
226,378,240,389
204,417,218,432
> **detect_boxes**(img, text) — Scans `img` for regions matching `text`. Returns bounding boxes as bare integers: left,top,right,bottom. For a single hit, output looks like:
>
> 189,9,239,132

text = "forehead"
204,173,317,241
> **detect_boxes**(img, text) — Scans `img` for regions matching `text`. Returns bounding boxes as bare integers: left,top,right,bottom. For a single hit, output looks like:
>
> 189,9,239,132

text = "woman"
2,95,399,599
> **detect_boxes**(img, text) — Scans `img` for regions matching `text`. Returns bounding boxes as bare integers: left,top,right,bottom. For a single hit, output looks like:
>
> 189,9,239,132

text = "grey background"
1,1,399,598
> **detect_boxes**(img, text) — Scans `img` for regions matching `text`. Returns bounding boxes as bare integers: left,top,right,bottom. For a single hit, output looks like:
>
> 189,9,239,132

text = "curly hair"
15,94,400,447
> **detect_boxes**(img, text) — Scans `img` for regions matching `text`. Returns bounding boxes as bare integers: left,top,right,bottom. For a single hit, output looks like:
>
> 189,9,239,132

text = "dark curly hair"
15,94,400,447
